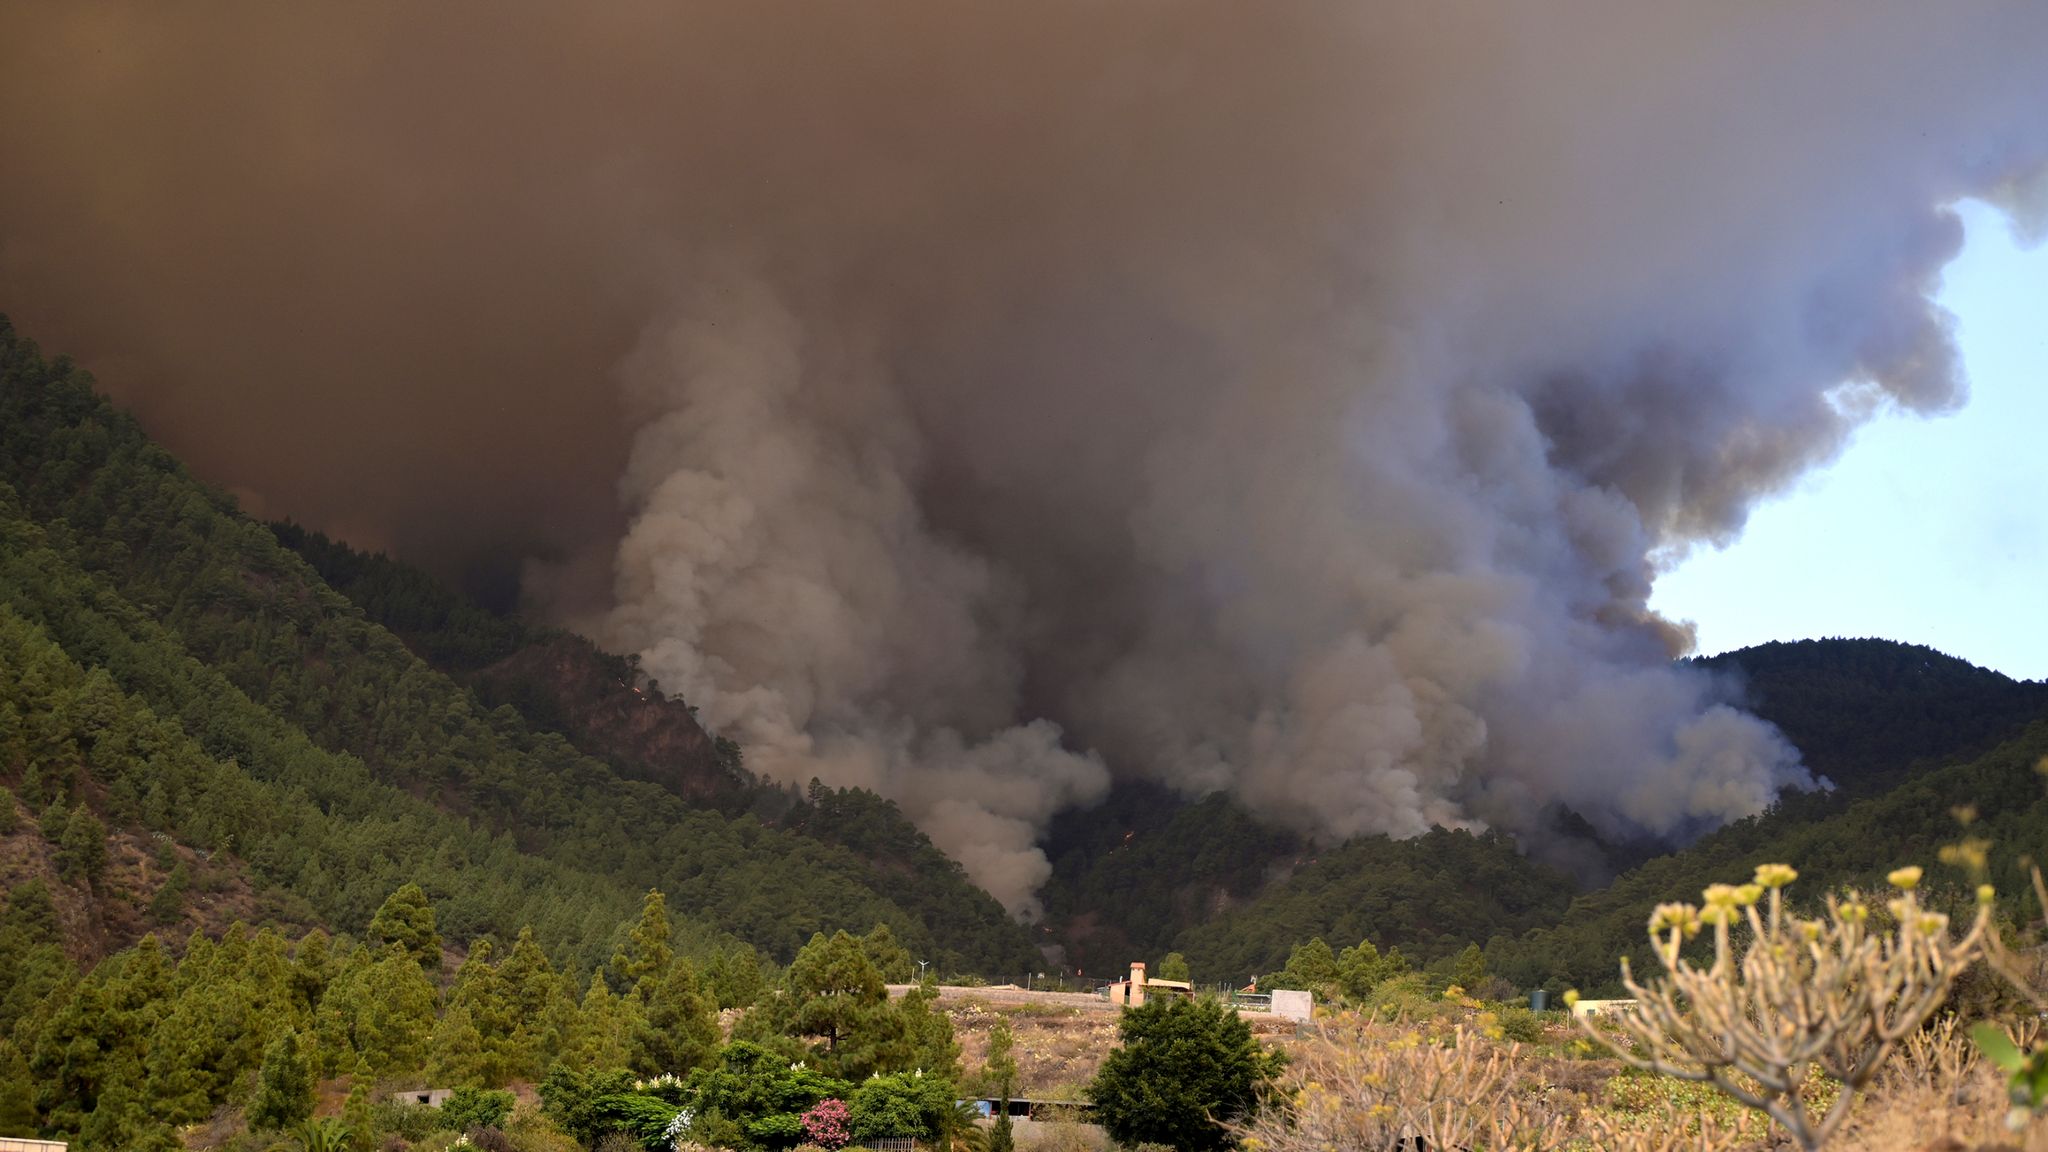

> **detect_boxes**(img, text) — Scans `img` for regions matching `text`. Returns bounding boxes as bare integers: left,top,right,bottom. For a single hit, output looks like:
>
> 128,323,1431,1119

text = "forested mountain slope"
1492,714,2048,994
271,524,1032,964
1058,638,2048,986
1696,637,2048,794
1172,827,1577,985
0,317,1038,976
1037,785,1305,974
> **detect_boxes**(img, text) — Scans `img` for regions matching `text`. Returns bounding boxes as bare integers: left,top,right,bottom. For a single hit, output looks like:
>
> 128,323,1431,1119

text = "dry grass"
947,996,1298,1098
1231,1009,2047,1152
940,984,2043,1149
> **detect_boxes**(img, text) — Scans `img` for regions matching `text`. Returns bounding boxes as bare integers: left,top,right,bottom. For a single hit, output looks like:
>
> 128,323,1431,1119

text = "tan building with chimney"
1106,960,1193,1007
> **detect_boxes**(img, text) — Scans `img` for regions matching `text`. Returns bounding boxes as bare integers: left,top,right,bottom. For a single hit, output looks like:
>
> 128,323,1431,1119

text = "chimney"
1130,961,1147,1007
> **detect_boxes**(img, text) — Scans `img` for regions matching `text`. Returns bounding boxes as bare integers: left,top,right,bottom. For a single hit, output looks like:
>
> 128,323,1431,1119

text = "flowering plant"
801,1098,852,1149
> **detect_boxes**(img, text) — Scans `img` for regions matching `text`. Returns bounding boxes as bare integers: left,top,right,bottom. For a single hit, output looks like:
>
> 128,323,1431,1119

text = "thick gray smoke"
4,3,2046,914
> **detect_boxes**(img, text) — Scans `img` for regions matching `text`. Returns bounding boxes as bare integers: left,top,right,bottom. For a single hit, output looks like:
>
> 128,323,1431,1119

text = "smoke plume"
4,3,2046,913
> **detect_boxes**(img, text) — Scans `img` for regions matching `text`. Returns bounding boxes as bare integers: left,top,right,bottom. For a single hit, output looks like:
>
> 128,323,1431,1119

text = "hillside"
1042,638,2048,985
0,317,1039,977
1695,637,2048,793
1492,713,2048,994
271,524,1033,962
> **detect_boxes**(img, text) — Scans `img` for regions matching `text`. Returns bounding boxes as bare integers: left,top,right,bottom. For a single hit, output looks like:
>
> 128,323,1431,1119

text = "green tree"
1270,937,1338,993
439,1085,515,1132
428,1003,487,1087
1158,952,1192,982
0,786,18,835
0,1038,34,1136
848,1071,955,1141
1090,997,1282,1152
634,958,718,1076
249,1029,315,1131
1448,942,1486,992
340,1062,375,1146
614,889,674,997
368,883,441,972
353,946,440,1074
704,942,770,1010
567,971,635,1070
449,940,522,1084
37,793,70,844
148,861,189,926
783,931,892,1077
862,922,915,983
1335,938,1405,1002
981,1017,1017,1096
879,981,960,1080
56,807,107,888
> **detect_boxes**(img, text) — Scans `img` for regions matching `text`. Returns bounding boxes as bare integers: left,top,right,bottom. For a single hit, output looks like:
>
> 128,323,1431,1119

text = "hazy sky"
1652,200,2048,681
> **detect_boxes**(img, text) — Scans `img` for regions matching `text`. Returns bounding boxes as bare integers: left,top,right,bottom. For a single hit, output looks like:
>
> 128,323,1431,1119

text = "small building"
0,1139,69,1152
389,1088,456,1108
1105,961,1193,1008
1570,998,1639,1019
1269,988,1314,1021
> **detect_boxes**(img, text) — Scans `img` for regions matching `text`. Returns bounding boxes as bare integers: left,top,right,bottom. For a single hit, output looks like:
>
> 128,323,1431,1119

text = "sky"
1651,200,2048,681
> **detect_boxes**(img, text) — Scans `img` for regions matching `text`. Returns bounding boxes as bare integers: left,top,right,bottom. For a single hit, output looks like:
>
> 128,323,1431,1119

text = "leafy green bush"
440,1086,516,1133
846,1072,953,1140
1090,997,1283,1152
1492,1005,1545,1044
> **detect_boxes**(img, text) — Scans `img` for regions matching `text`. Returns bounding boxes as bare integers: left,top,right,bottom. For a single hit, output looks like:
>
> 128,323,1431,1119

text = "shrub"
1090,997,1283,1152
440,1086,516,1134
847,1072,954,1141
1492,1005,1545,1044
1235,1020,1567,1152
1579,863,1991,1152
799,1099,850,1149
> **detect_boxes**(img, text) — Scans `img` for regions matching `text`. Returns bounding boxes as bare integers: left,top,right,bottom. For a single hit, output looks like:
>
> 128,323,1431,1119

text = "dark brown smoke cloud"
6,2,2046,912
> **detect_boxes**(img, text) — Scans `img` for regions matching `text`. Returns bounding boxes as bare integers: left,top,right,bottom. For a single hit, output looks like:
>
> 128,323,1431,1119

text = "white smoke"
603,281,1109,916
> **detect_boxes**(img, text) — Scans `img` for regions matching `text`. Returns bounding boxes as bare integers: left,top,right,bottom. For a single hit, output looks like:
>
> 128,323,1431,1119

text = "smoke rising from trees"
4,3,2046,912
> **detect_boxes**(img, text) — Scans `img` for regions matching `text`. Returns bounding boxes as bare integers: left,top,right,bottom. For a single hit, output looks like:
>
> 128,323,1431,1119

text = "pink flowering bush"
801,1098,852,1149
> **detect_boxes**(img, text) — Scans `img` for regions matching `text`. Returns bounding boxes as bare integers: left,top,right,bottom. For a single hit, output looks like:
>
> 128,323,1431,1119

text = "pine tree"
290,928,335,1014
0,785,18,835
1277,937,1339,991
450,940,522,1084
982,1018,1017,1097
249,1029,315,1130
632,958,718,1076
0,1038,35,1137
1449,942,1487,992
1158,952,1192,983
340,1056,376,1140
788,931,886,1046
704,942,770,1010
988,1106,1015,1152
613,889,673,997
148,860,189,926
37,793,70,844
427,1003,487,1088
862,923,915,983
356,946,439,1075
368,883,442,972
568,972,634,1070
1336,938,1399,1001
